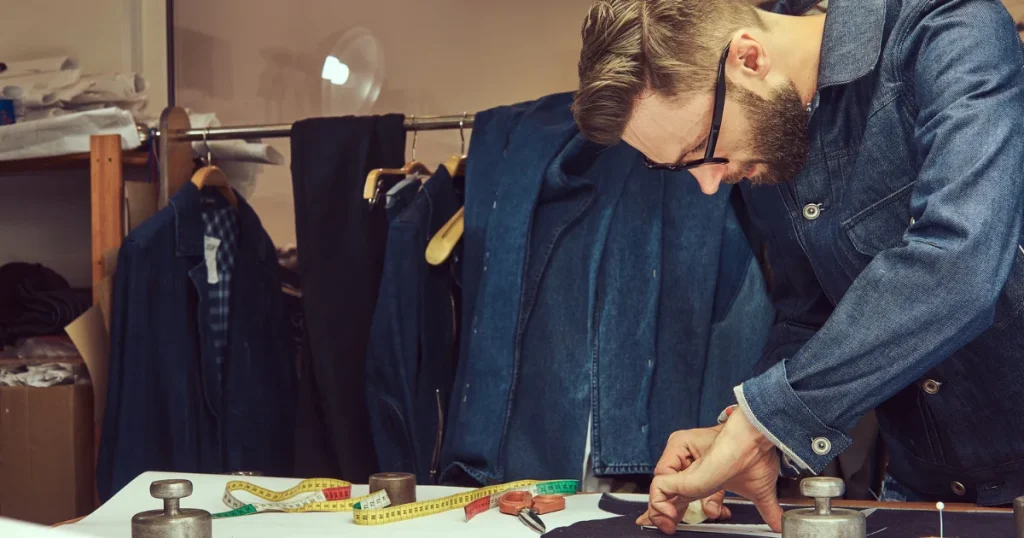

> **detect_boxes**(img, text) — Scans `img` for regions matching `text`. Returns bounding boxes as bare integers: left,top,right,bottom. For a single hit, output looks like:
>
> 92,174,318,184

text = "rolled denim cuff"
734,360,853,474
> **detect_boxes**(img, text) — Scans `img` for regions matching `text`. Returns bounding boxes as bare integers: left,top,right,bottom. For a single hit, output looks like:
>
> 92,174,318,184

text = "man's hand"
638,408,783,534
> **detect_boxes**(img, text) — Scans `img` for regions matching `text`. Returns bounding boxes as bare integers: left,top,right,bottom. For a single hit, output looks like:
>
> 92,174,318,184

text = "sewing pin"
936,501,945,537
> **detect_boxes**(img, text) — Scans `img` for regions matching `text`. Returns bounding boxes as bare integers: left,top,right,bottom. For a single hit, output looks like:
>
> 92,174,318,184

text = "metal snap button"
922,379,941,395
802,204,821,221
812,437,831,455
951,481,967,496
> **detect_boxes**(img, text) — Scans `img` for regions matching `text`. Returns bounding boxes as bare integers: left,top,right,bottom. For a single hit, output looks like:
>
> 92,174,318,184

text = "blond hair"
572,0,765,145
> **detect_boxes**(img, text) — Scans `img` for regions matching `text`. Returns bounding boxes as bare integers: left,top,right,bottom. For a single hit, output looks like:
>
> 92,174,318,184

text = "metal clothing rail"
156,114,476,142
156,106,476,208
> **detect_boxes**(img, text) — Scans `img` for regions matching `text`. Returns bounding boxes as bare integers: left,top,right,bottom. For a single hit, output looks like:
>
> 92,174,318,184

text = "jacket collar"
169,182,269,262
815,0,887,89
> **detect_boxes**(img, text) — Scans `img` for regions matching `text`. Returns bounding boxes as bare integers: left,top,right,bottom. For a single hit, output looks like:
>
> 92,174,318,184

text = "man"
572,0,1024,533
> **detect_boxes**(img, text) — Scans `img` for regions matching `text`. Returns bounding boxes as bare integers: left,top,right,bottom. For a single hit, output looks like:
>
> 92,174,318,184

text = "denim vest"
440,93,774,484
741,0,1024,505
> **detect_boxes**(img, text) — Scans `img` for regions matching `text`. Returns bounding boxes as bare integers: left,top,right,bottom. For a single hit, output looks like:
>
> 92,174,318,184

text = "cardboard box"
0,383,95,525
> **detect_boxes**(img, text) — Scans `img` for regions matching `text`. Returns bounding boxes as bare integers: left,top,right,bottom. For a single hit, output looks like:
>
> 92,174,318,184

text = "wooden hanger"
442,155,466,178
426,207,464,265
427,114,468,266
364,117,434,206
364,161,432,206
192,130,238,208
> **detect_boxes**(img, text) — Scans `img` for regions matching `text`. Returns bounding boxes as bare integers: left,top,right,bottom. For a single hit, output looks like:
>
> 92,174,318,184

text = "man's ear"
728,31,770,82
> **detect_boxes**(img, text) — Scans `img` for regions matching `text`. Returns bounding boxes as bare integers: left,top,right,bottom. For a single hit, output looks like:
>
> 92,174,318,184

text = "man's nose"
690,165,725,195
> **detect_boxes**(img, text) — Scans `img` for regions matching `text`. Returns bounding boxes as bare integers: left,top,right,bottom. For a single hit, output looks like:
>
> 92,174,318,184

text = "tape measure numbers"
214,478,388,518
353,479,578,525
213,477,579,526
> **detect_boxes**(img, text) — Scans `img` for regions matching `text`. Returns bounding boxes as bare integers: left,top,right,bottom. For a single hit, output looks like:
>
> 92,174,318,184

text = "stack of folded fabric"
0,55,148,122
0,262,91,348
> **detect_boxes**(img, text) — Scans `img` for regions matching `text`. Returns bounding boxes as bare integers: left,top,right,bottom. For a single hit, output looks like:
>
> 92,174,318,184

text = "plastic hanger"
364,116,432,207
426,115,468,266
191,129,238,208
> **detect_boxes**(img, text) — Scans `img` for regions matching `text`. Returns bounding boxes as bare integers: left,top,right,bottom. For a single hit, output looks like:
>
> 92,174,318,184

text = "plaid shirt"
201,201,239,380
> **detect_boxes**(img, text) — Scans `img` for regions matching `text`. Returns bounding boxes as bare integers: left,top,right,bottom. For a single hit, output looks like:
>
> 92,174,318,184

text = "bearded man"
572,0,1024,533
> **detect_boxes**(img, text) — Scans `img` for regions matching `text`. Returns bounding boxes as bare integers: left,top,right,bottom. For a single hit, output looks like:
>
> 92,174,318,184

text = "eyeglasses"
643,44,731,171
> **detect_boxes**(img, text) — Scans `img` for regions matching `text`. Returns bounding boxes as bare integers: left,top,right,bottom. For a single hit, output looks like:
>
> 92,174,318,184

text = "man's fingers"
649,476,689,535
654,438,695,476
752,486,784,533
720,504,732,520
701,490,727,520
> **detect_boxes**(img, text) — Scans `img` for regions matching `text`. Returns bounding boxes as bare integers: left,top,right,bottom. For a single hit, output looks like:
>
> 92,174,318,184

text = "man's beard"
724,79,811,186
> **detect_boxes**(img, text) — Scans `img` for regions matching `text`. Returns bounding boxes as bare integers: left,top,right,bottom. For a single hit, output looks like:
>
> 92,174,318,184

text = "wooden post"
90,135,124,306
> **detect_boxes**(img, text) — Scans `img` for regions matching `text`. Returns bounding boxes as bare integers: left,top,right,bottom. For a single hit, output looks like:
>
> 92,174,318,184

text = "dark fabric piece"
366,167,462,483
571,494,1016,538
0,262,90,346
290,115,406,482
98,185,295,501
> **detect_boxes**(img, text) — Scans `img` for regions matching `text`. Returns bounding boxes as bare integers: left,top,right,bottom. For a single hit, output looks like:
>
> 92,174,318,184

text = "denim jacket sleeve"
96,238,144,500
737,2,1024,473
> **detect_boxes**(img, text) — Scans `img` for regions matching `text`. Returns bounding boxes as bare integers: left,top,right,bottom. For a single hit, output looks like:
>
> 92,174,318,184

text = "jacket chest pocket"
841,182,915,259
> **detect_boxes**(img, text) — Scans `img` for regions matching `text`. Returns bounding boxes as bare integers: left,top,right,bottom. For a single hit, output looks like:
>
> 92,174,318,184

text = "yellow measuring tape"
213,477,579,526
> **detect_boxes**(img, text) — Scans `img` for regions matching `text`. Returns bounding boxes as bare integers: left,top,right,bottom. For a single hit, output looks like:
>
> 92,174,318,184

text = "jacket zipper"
432,269,458,483
430,388,445,483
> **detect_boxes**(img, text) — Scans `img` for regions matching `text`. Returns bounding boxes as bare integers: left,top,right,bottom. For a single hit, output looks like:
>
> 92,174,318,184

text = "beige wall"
174,0,596,246
0,0,166,287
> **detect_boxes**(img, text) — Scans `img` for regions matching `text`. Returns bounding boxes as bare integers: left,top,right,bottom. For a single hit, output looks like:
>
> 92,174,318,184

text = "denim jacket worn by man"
440,93,775,485
97,184,296,500
737,0,1024,505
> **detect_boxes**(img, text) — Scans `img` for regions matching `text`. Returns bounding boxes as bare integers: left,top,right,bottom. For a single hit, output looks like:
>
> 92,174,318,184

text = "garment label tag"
204,236,221,284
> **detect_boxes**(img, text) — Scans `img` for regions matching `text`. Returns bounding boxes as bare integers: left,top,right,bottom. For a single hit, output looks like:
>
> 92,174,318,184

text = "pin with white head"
936,501,945,537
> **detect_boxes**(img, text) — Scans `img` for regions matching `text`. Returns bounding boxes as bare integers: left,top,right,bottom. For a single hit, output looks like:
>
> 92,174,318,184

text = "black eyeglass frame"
643,44,731,171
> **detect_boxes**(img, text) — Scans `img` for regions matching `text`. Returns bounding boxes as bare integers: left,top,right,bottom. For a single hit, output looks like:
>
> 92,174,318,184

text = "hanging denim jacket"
439,93,774,485
97,184,295,500
366,167,463,483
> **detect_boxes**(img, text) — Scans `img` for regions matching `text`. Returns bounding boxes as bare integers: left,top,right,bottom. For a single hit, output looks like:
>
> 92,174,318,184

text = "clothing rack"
156,114,476,142
155,106,476,207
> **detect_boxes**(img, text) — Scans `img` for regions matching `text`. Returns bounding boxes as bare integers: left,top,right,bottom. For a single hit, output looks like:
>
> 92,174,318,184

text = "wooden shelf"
0,149,149,174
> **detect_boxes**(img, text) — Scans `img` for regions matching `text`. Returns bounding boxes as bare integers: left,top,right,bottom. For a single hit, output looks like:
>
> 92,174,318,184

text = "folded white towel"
66,73,148,105
0,56,78,79
1,68,81,106
0,108,141,161
17,107,67,122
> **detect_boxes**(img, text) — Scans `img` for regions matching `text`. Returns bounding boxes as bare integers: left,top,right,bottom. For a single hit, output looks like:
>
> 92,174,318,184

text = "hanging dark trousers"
290,115,407,481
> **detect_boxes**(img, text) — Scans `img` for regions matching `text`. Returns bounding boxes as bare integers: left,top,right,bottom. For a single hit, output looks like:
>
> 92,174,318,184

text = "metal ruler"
213,477,578,526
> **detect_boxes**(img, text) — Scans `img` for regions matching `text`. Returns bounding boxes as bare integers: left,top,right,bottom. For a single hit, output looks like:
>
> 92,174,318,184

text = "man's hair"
572,0,765,145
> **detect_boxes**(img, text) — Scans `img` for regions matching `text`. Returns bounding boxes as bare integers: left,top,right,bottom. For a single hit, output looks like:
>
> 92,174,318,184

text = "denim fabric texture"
739,0,1024,505
439,93,774,485
366,167,463,484
97,184,296,501
879,474,926,503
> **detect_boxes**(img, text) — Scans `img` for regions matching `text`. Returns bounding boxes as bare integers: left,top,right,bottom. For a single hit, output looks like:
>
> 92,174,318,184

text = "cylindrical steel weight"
132,479,212,538
781,478,865,538
369,472,417,506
